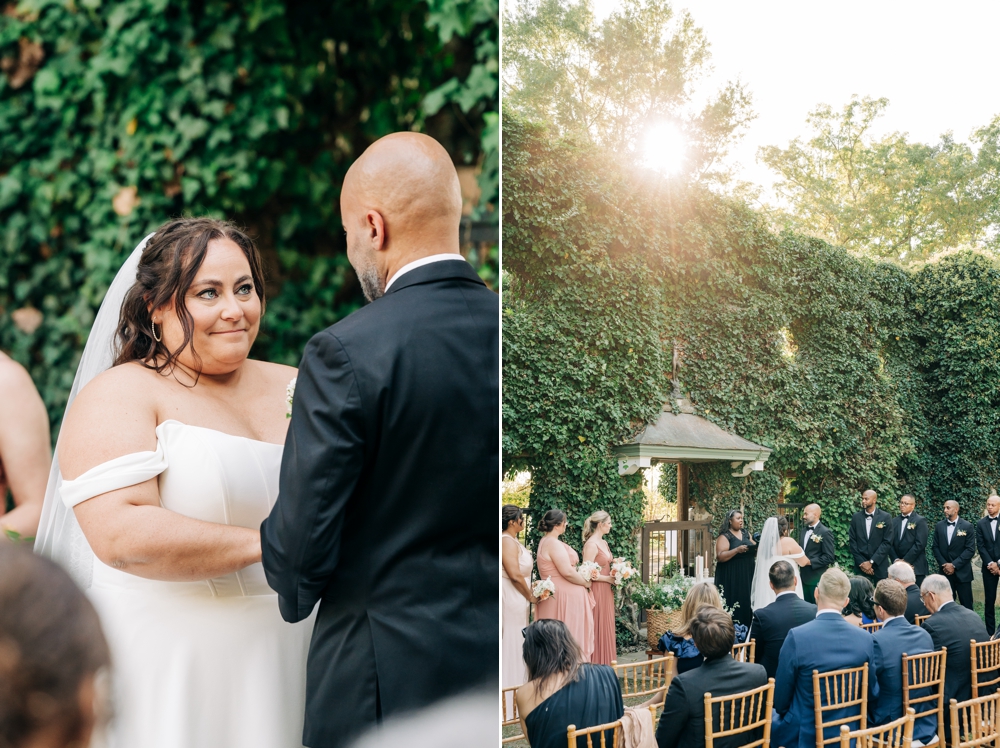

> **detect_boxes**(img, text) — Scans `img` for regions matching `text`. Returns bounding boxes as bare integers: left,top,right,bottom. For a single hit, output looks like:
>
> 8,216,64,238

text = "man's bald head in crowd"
341,132,463,301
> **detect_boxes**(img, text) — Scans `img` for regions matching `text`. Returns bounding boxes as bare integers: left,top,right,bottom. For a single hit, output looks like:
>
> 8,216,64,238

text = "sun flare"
643,122,687,175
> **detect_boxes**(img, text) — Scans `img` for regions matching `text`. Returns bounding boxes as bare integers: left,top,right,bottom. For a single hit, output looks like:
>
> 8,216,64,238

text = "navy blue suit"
871,617,937,744
772,612,879,748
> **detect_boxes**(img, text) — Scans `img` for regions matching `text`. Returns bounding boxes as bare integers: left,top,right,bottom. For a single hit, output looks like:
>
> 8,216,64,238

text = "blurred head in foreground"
0,545,110,748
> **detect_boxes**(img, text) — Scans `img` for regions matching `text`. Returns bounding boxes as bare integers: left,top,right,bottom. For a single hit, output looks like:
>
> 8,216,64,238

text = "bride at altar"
35,219,315,748
751,516,811,610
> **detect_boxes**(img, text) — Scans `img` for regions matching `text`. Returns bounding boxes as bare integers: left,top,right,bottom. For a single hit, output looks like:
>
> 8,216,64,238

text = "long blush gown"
59,420,315,748
589,540,616,665
502,535,532,709
536,540,595,661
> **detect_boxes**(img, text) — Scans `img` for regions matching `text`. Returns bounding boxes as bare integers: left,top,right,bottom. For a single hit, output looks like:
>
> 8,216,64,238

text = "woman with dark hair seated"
843,576,877,626
516,619,623,748
0,544,111,748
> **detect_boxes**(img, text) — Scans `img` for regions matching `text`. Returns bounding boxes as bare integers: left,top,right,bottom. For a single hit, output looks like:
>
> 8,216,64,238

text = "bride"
751,516,811,610
35,218,315,748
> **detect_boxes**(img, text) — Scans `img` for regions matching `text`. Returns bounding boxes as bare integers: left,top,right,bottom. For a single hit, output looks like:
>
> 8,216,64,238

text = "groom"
261,133,498,747
799,503,836,604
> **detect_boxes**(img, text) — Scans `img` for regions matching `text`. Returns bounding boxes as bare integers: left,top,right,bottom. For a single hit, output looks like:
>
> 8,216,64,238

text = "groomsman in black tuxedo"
848,489,894,581
799,503,836,604
931,499,976,609
976,493,1000,634
891,494,929,588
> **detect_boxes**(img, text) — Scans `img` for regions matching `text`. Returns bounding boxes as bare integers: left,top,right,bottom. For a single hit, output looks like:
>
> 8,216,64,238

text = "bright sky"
586,0,1000,191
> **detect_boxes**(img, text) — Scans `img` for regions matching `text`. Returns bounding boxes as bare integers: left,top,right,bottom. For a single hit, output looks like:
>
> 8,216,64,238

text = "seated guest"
772,568,879,748
0,543,111,748
516,619,623,748
842,576,877,626
748,560,817,679
658,582,725,675
655,607,767,748
888,560,928,624
920,573,990,707
869,580,938,745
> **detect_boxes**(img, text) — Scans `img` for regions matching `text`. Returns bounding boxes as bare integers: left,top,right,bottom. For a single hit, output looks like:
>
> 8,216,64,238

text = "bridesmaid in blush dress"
501,505,536,701
582,510,616,665
535,509,595,661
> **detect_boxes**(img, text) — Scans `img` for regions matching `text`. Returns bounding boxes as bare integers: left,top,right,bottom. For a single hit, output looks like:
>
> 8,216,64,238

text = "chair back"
703,678,774,748
611,654,674,701
949,691,1000,748
970,639,1000,698
860,622,883,634
733,640,756,663
812,664,869,748
566,705,658,748
838,708,914,748
901,648,946,748
915,614,930,627
501,685,525,744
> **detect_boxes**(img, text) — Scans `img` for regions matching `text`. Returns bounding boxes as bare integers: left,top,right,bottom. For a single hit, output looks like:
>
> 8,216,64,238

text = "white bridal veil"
34,233,156,589
750,516,781,610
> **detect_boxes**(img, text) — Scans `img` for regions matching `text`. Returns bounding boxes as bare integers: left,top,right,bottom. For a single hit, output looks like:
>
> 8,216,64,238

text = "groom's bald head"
340,132,462,301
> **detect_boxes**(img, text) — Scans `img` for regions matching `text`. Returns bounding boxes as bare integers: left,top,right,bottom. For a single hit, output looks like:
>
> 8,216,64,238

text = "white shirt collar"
384,254,467,291
816,609,841,616
776,590,797,598
880,615,902,624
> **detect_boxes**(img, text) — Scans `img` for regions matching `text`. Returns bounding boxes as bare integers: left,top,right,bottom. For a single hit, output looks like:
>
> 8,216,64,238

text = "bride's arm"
61,369,260,581
782,537,811,566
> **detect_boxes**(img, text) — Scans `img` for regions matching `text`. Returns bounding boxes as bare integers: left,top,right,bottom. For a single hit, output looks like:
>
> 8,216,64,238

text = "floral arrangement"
286,377,297,418
611,560,637,586
630,572,695,612
532,577,555,601
578,560,602,581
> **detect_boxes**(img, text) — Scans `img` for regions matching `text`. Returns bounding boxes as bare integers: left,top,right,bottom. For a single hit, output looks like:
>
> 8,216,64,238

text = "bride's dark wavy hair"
113,218,265,373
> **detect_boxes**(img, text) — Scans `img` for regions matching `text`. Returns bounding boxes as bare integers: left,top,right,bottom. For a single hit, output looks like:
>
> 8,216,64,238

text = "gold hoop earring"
151,321,162,342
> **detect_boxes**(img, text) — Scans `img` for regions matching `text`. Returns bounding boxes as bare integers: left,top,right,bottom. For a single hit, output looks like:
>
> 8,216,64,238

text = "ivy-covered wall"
503,113,1000,570
1,0,497,433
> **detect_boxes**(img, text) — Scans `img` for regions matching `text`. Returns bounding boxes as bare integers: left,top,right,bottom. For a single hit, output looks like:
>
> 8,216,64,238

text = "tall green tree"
502,0,753,182
759,96,991,264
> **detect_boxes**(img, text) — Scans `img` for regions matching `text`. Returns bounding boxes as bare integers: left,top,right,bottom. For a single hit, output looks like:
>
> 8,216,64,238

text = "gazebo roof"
613,404,772,464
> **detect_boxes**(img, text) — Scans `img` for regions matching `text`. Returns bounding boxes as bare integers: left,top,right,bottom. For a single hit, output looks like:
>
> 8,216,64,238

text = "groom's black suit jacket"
261,260,498,748
798,521,836,586
847,507,894,579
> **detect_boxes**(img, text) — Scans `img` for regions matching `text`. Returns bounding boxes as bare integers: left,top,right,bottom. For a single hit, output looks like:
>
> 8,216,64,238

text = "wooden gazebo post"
677,463,689,569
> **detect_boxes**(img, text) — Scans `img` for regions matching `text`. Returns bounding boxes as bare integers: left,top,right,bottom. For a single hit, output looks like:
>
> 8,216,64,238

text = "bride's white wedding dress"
60,420,315,748
750,517,805,610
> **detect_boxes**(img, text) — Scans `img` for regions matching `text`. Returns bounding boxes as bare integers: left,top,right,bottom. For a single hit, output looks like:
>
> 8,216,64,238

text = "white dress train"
750,517,805,611
61,420,316,748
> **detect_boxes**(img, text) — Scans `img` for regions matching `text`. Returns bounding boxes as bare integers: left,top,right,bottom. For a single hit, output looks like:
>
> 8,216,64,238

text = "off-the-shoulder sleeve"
60,441,167,508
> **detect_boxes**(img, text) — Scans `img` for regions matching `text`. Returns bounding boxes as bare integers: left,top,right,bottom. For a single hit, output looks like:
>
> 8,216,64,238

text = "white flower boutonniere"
811,534,823,543
286,377,297,419
907,522,916,530
957,529,968,537
875,521,886,529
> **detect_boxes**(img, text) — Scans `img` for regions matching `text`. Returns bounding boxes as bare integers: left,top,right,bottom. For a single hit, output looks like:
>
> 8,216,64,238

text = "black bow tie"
901,515,910,519
865,513,874,518
948,521,956,526
991,517,998,523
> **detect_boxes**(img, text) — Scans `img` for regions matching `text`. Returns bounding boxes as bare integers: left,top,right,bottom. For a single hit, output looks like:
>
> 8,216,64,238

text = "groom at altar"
798,504,836,604
848,490,894,581
260,133,498,747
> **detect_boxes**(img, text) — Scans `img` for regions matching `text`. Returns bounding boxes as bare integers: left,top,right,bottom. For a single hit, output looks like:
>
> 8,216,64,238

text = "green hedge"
503,112,1000,573
1,0,497,433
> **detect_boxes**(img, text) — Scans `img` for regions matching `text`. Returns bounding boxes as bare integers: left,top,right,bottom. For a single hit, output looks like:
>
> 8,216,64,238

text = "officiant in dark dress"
848,490,894,581
714,510,756,627
799,503,836,604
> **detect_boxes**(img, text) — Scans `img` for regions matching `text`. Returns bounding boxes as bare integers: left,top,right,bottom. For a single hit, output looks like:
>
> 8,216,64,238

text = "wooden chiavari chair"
839,708,914,748
812,664,869,748
901,648,946,748
566,705,658,748
970,639,1000,698
949,691,1000,748
860,621,883,634
611,654,674,703
915,614,931,627
704,678,774,748
733,640,756,663
501,685,525,744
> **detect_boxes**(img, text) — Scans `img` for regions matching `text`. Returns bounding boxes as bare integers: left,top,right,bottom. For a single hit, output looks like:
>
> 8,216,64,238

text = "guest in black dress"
516,620,624,748
714,510,756,626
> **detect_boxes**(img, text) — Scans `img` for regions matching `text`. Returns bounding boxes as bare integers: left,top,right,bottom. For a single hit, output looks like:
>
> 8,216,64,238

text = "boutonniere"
957,530,968,537
875,521,886,529
811,534,823,543
908,522,916,530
